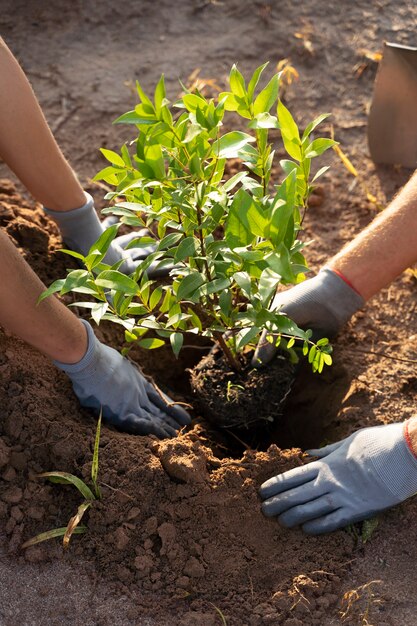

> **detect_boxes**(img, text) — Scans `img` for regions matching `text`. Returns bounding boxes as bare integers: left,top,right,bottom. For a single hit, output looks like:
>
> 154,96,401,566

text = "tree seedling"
22,413,102,550
41,63,335,374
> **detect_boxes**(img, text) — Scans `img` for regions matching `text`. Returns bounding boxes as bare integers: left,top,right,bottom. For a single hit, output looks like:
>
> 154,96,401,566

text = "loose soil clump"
190,348,296,429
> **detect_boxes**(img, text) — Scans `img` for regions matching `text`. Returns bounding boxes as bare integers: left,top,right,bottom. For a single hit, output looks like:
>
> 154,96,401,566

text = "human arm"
253,170,417,364
0,229,190,437
0,37,162,275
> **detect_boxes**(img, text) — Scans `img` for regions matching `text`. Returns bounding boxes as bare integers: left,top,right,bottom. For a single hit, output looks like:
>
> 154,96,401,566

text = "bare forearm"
0,230,86,363
0,37,85,211
329,171,417,300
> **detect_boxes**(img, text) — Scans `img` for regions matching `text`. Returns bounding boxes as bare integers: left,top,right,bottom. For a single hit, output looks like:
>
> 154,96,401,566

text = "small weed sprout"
41,63,335,373
226,380,245,402
22,413,102,550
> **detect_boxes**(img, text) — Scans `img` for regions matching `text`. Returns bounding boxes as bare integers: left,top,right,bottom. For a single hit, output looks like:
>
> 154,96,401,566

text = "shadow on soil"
176,344,351,459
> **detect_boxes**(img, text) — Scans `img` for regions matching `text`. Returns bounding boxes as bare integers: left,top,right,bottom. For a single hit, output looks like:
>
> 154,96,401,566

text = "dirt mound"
0,181,355,624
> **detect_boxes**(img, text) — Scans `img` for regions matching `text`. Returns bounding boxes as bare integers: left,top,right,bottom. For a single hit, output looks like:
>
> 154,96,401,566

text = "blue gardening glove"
252,268,364,366
54,320,191,438
260,422,417,534
44,192,170,278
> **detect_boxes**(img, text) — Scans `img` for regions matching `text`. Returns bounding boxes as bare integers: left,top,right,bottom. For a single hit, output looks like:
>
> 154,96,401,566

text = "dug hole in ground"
1,1,417,625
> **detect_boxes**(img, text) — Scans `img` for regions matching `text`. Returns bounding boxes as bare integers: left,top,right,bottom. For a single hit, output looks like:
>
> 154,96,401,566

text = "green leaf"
149,287,163,310
247,62,269,101
158,232,184,251
154,74,166,114
38,279,65,303
87,223,119,264
113,110,157,125
177,272,205,300
91,302,109,325
219,290,232,317
136,79,154,109
277,100,301,161
22,526,87,549
95,270,138,295
236,326,260,351
269,176,296,248
166,312,192,327
229,64,246,98
301,113,331,141
258,268,281,305
212,131,255,159
100,148,125,167
248,112,279,129
38,472,95,500
223,171,248,192
304,138,336,158
170,332,184,358
138,338,165,349
144,143,165,179
265,244,296,283
312,165,330,182
60,270,91,296
195,277,231,298
182,93,208,112
175,236,200,262
253,73,280,116
233,271,252,297
121,144,132,167
279,159,298,176
225,189,269,247
322,353,333,366
225,189,254,248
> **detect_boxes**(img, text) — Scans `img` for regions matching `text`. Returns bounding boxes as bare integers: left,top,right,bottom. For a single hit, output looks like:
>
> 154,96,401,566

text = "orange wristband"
328,267,362,297
404,420,417,460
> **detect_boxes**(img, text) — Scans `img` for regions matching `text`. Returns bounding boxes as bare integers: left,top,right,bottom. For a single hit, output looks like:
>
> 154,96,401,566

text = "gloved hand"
55,320,191,438
252,267,364,365
44,192,170,278
260,422,417,534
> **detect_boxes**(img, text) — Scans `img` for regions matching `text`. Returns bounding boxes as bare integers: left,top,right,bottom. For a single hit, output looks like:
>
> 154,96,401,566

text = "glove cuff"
317,267,365,328
366,422,417,502
43,191,94,221
54,320,100,378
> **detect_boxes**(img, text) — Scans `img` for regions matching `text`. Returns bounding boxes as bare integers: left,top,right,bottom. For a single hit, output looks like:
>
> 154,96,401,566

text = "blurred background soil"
1,1,417,624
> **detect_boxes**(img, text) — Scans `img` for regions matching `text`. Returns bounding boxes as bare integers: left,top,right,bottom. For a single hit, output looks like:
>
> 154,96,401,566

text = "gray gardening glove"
44,192,170,278
54,320,191,439
252,267,364,366
260,422,417,534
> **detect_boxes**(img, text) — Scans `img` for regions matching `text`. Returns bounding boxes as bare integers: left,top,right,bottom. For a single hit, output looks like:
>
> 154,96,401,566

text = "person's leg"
0,37,85,212
0,229,87,363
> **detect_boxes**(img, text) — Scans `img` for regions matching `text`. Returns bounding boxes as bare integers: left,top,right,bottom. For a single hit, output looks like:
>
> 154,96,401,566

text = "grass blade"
91,410,102,499
208,603,228,625
22,526,87,549
38,471,95,501
63,502,92,549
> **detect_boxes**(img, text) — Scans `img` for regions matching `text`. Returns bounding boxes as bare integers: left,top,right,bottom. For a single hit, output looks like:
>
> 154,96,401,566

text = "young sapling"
41,63,335,381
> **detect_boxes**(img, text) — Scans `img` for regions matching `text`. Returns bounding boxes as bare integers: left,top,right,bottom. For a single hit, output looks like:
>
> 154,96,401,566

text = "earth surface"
1,1,417,624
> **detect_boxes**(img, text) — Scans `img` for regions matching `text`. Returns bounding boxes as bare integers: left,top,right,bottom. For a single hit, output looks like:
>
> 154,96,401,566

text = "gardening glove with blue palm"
55,319,191,439
44,192,169,278
252,267,364,366
260,421,417,534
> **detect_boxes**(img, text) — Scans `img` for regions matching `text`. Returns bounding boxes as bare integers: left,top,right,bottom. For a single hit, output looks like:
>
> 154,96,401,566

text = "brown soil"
1,1,417,625
190,348,295,430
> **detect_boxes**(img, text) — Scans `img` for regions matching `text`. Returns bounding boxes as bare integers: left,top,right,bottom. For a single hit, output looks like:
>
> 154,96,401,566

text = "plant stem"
214,331,241,371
